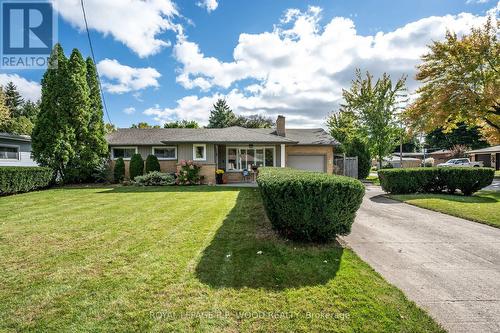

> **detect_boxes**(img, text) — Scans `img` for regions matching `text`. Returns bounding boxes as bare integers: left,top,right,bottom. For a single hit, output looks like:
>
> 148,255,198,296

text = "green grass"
495,170,500,179
0,186,443,332
390,191,500,228
366,174,380,186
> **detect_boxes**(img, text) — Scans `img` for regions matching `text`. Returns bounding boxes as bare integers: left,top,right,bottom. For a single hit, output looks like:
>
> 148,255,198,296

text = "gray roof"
106,127,298,145
467,145,500,154
251,128,339,145
0,132,31,142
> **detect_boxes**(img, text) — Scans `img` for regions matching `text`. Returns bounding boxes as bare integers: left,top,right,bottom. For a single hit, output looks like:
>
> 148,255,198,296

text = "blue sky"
0,0,498,128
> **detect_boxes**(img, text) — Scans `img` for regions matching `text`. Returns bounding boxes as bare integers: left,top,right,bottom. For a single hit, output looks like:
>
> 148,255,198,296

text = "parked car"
437,158,483,167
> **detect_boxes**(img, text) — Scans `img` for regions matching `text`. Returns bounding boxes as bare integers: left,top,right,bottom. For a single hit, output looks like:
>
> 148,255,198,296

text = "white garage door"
288,155,326,172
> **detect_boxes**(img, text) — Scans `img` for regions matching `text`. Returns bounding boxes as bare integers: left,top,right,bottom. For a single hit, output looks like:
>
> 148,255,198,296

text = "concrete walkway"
342,185,500,333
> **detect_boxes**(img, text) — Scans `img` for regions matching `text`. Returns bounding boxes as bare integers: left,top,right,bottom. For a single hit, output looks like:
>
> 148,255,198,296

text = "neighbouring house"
468,145,500,170
106,115,338,183
383,155,421,168
429,149,452,165
0,132,38,167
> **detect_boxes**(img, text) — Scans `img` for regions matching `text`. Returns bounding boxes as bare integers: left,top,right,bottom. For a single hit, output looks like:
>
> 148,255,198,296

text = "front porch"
214,144,285,183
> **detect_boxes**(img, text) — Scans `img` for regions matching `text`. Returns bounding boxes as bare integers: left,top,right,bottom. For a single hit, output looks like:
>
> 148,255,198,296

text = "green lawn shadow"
195,189,343,290
95,185,240,194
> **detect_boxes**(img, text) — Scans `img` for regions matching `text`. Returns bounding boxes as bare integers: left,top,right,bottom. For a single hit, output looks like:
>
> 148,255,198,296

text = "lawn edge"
386,194,499,229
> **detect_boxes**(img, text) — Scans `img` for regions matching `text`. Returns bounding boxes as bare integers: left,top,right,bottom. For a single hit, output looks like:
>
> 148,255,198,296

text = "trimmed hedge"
145,154,161,173
378,167,494,196
129,154,144,180
0,167,52,195
113,158,125,183
257,167,365,242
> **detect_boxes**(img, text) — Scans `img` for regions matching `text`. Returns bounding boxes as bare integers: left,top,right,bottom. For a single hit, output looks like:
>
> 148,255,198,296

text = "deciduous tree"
404,18,500,144
341,70,407,168
163,119,199,128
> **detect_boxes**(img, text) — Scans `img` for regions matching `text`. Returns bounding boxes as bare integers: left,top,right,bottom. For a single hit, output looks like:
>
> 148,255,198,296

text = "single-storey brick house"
468,145,500,170
106,116,338,183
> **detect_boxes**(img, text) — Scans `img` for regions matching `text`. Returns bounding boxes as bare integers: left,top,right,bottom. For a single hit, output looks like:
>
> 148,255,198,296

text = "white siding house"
0,133,38,167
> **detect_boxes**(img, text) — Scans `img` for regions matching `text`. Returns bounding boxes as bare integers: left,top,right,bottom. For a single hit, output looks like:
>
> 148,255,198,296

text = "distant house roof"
429,149,451,155
385,156,421,162
0,132,31,142
467,145,500,154
106,127,300,145
392,152,424,158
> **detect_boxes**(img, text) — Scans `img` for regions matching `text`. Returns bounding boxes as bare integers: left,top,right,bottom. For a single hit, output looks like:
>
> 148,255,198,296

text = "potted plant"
215,169,224,184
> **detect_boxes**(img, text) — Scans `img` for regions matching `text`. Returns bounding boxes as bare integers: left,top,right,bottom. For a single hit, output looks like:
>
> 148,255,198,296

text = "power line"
80,0,112,124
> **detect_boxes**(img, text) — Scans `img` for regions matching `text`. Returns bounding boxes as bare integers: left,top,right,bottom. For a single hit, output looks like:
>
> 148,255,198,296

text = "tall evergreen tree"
32,43,73,179
207,99,236,128
4,81,23,118
20,100,40,120
0,88,10,129
425,123,489,150
63,49,92,183
84,57,108,168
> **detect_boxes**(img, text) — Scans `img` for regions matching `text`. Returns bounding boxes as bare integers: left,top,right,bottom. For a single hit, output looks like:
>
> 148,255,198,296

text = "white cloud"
123,107,136,114
54,0,181,58
197,0,218,13
164,5,498,127
97,59,161,94
466,0,490,4
0,74,41,101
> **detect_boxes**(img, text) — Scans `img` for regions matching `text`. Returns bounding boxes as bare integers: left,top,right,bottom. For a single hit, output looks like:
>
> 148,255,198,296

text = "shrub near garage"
257,167,365,242
0,167,52,195
378,167,494,196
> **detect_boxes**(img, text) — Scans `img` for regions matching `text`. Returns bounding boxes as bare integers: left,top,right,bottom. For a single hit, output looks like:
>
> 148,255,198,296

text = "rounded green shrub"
129,154,144,180
257,167,365,242
145,154,161,173
378,167,494,196
133,171,174,186
113,158,125,183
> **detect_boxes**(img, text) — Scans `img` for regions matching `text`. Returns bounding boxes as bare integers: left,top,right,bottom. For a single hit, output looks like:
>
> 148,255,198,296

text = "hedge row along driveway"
378,167,494,196
0,186,443,332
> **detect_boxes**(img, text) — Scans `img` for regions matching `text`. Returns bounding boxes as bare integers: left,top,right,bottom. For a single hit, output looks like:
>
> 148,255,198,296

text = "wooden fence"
334,155,358,179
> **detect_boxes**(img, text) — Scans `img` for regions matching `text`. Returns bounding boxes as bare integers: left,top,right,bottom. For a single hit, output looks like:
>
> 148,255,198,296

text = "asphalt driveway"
342,185,500,333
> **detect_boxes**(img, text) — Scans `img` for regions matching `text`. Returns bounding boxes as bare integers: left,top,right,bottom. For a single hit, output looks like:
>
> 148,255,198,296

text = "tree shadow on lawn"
95,185,241,194
194,188,343,291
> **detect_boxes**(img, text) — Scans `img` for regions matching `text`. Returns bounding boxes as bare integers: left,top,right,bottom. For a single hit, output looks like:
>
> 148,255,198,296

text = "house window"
153,146,176,160
0,145,19,160
112,147,136,160
226,147,274,171
193,144,206,161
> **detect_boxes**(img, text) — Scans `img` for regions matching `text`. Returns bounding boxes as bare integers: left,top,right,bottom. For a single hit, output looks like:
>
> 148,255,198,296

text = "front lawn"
390,191,500,228
0,186,443,332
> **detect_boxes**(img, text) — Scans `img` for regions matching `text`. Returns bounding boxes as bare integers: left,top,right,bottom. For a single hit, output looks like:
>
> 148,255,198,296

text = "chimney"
276,115,286,136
